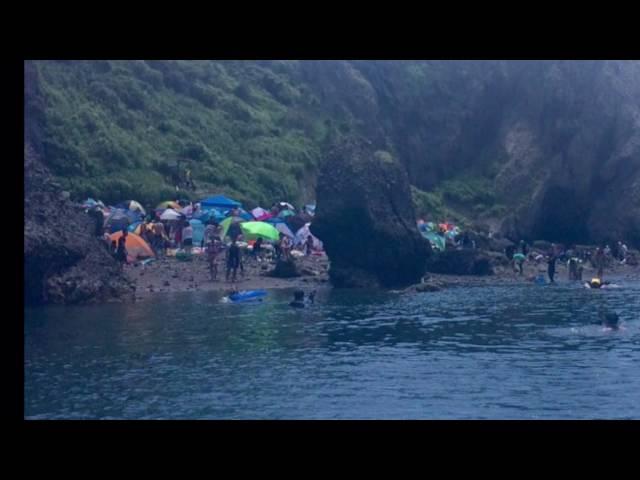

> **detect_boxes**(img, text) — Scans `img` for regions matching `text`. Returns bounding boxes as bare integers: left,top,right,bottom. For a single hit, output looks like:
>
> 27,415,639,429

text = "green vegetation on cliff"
27,61,342,207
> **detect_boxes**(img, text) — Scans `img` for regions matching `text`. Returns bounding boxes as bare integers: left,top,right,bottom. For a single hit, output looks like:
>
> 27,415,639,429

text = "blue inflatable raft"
229,290,267,302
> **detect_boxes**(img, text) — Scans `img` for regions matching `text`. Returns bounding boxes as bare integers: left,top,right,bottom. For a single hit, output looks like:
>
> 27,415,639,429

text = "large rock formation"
24,145,134,305
311,138,431,288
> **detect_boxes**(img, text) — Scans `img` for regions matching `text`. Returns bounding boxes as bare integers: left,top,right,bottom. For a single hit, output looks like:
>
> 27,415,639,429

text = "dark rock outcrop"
24,145,134,305
425,250,494,276
311,138,431,288
268,258,301,278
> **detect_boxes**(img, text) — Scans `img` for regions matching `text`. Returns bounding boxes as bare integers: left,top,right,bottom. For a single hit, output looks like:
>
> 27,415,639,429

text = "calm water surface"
24,279,640,419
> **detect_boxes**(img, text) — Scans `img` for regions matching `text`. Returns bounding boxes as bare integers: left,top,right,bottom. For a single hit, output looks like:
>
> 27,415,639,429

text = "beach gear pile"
417,220,461,252
81,194,324,260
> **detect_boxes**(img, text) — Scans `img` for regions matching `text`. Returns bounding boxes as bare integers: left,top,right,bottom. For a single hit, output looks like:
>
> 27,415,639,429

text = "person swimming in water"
289,290,316,308
290,290,306,308
600,311,621,331
584,278,618,289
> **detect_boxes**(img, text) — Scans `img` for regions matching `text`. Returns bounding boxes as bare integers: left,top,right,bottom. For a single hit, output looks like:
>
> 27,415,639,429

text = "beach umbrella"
278,209,295,218
105,209,134,233
278,202,295,211
159,208,182,221
220,216,245,238
109,231,155,261
156,201,181,211
275,222,294,239
115,200,146,215
251,207,268,219
240,221,280,242
256,212,273,221
285,214,307,233
266,216,286,225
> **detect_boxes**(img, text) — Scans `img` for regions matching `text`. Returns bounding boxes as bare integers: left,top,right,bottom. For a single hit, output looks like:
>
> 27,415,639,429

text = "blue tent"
200,195,241,209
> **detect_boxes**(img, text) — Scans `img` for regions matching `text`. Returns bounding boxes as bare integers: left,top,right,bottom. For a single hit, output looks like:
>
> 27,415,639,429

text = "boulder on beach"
425,249,494,276
311,137,431,288
268,258,301,278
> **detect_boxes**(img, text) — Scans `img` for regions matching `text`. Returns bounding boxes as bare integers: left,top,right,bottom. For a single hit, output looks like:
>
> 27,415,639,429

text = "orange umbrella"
109,231,155,261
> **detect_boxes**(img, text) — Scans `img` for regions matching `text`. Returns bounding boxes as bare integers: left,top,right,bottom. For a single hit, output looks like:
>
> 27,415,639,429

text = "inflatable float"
228,290,268,303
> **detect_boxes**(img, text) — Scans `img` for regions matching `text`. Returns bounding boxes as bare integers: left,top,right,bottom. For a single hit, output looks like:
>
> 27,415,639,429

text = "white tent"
295,223,323,249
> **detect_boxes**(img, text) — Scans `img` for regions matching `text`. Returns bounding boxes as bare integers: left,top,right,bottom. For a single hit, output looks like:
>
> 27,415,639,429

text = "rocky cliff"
26,60,640,247
311,138,431,288
24,145,134,305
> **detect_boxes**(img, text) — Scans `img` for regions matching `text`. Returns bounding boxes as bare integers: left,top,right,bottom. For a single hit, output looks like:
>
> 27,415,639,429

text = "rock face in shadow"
311,138,431,288
425,249,494,276
24,145,134,305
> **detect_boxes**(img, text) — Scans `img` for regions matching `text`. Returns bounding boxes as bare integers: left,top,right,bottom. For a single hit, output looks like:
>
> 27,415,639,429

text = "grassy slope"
30,60,505,220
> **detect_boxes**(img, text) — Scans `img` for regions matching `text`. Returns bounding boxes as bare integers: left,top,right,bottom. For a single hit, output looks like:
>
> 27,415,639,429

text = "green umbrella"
240,221,280,241
278,209,295,218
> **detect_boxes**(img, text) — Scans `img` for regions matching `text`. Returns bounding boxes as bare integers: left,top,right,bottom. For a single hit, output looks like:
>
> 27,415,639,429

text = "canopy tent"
421,231,446,252
159,208,183,221
240,221,280,242
109,231,155,261
189,219,205,245
275,222,294,239
156,201,181,211
115,200,146,216
200,195,242,209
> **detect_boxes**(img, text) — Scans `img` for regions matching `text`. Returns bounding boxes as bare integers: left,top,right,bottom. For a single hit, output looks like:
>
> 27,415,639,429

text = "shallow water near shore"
24,276,640,419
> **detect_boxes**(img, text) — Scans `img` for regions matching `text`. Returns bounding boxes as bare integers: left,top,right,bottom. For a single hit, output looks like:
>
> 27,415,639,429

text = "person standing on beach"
116,236,128,270
207,238,221,281
182,222,193,254
226,240,241,282
594,247,605,279
305,235,314,256
547,250,557,283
